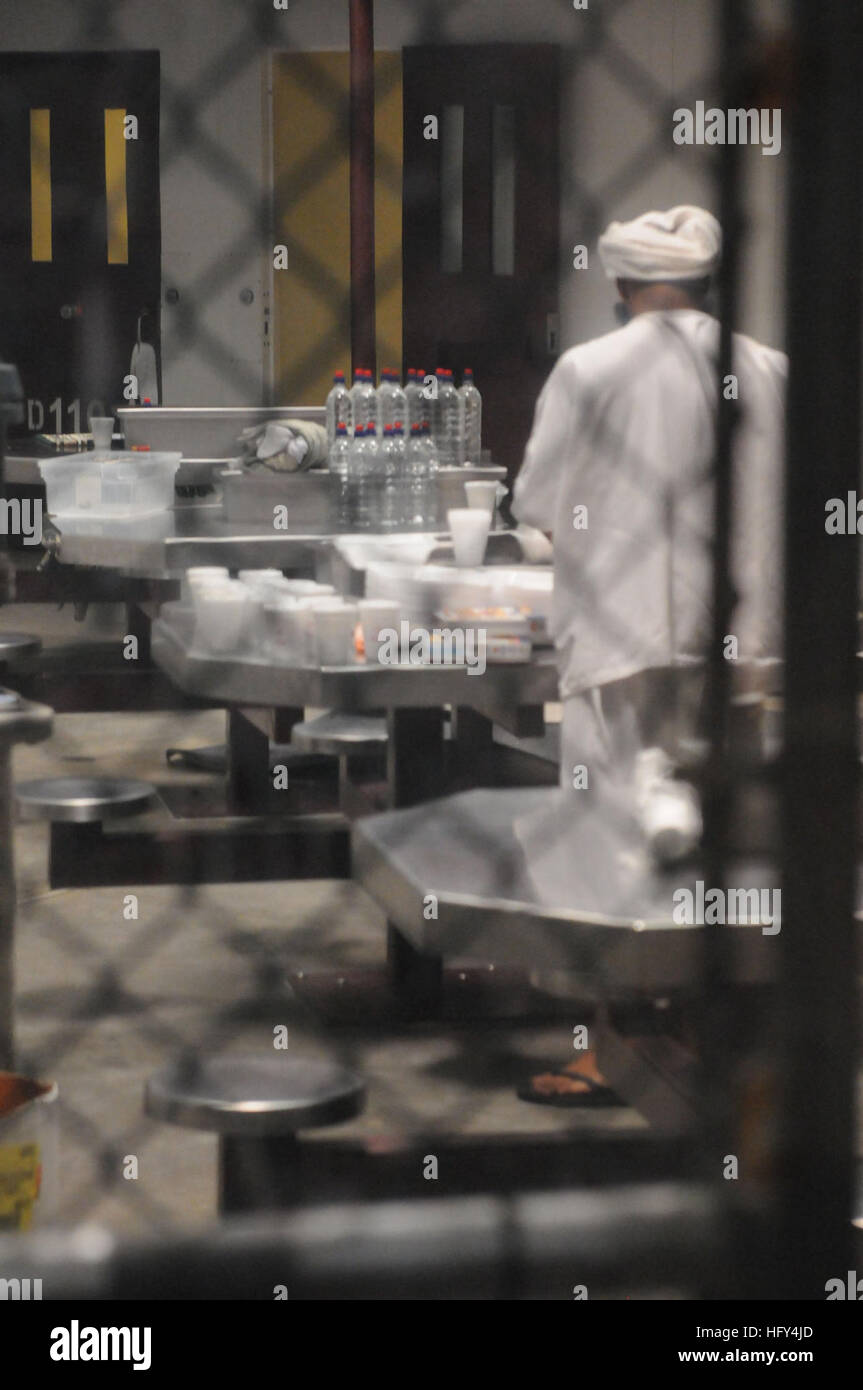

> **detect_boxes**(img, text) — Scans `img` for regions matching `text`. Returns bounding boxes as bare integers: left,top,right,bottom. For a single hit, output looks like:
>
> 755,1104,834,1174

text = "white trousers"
559,667,705,795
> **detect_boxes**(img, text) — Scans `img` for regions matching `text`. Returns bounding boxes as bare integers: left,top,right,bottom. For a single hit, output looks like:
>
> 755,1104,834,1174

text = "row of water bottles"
325,365,482,531
329,420,439,532
326,366,482,461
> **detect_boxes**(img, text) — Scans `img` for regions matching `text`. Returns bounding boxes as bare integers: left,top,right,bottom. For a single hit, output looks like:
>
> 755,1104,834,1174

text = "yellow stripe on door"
104,108,129,264
30,109,52,262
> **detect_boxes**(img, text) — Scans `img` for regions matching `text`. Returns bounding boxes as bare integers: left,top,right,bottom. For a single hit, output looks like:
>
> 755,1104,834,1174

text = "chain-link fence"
0,0,858,1302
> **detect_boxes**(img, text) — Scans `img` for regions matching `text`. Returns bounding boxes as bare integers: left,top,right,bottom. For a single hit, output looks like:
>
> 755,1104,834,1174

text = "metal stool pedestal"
145,1054,366,1215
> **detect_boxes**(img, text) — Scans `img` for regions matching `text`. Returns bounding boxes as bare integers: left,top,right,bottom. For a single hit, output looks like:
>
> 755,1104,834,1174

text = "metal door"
0,52,161,435
402,45,560,480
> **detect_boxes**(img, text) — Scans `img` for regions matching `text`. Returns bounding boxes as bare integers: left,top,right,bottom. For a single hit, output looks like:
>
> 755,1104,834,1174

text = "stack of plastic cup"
191,577,257,655
263,595,303,664
183,566,230,603
312,600,359,666
358,599,400,663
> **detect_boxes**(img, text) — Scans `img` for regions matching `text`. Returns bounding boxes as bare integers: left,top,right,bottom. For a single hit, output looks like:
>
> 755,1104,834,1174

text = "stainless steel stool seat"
16,776,157,823
146,1054,366,1135
291,712,387,758
145,1054,366,1213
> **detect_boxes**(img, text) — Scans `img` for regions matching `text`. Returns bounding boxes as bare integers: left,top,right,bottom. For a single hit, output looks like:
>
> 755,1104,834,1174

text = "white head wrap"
598,205,721,282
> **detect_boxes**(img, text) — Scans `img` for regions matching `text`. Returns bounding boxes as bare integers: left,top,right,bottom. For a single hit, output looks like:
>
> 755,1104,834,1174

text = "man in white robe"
511,206,786,1102
515,204,786,799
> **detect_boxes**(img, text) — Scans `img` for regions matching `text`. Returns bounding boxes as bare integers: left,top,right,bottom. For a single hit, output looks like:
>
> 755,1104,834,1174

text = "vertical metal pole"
777,0,862,1298
0,695,52,1071
0,746,15,1069
349,0,376,376
0,365,23,607
697,0,747,1284
0,367,25,1070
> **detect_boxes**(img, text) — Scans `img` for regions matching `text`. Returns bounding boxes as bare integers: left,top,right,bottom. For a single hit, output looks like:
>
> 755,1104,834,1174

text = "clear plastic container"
39,451,182,518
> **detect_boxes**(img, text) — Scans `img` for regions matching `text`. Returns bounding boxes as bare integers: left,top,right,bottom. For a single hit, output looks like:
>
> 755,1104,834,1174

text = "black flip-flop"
516,1067,622,1108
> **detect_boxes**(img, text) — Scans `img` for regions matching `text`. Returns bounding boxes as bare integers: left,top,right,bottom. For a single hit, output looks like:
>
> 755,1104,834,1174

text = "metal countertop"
47,506,521,578
151,605,559,725
350,787,816,996
49,505,337,575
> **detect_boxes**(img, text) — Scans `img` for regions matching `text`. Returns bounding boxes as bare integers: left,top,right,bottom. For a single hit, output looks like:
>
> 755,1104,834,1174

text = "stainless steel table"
351,787,785,998
40,605,557,896
151,615,562,1023
50,506,335,577
49,507,519,580
152,602,558,813
352,786,862,1125
152,603,558,729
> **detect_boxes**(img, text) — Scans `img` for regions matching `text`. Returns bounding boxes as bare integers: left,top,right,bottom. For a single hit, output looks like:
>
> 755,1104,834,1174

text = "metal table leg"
219,1133,301,1215
0,693,53,1068
386,706,445,808
386,921,444,1015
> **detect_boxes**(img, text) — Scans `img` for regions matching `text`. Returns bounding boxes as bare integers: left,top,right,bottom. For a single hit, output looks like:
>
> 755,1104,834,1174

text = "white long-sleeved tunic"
512,309,787,699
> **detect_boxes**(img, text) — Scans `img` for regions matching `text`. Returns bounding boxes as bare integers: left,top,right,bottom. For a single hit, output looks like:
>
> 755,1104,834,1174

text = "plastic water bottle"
329,422,352,528
428,369,445,460
405,414,436,528
458,368,482,466
326,370,352,448
364,422,383,529
423,421,440,526
349,369,364,431
435,368,463,467
346,424,368,529
350,369,377,432
330,422,351,477
392,422,408,528
379,424,400,531
404,368,426,433
377,368,407,433
405,424,426,529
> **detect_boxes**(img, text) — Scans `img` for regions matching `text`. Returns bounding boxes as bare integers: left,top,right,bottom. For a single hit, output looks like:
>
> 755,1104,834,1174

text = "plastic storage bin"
39,452,182,519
